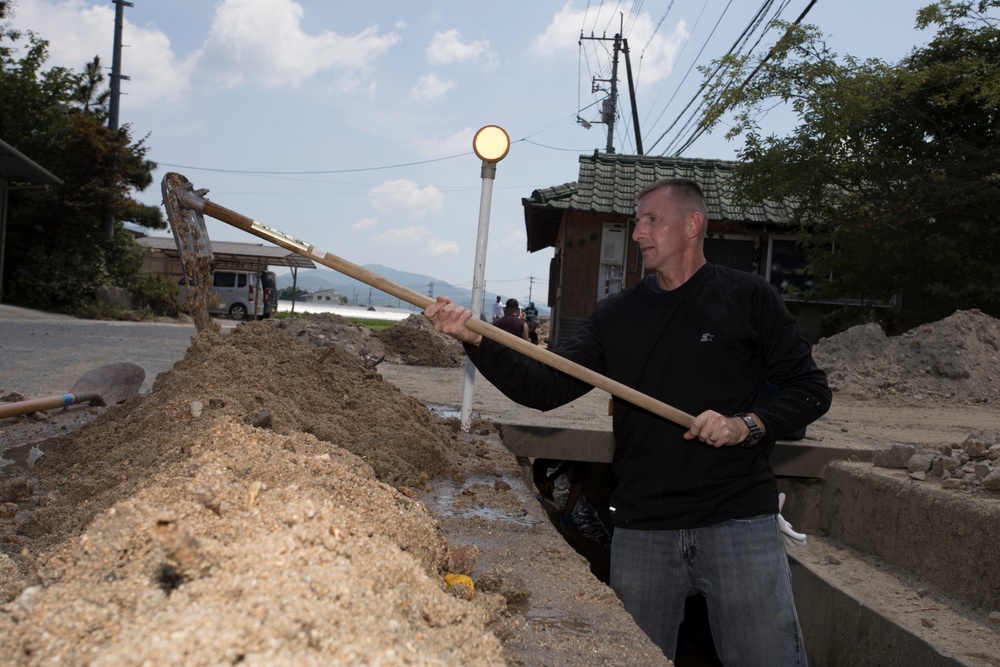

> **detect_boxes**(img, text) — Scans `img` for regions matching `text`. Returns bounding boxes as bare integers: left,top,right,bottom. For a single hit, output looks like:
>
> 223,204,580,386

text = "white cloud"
409,73,455,103
425,239,459,256
11,0,190,107
9,0,402,106
425,29,492,66
411,128,474,157
531,1,588,57
194,0,402,90
374,225,429,245
353,217,378,231
626,17,689,87
497,229,527,250
532,1,687,87
369,180,444,217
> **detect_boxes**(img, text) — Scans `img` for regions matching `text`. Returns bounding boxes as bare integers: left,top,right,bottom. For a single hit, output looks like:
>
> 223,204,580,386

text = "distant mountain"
276,264,549,314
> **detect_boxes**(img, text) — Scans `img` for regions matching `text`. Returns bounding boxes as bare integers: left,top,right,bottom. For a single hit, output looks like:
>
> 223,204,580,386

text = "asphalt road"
0,304,233,398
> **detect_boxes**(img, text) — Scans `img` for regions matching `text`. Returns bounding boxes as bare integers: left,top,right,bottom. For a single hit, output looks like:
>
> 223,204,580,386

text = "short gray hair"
636,178,707,217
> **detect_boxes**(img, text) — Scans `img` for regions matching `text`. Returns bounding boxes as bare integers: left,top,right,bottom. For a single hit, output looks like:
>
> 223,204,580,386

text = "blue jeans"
610,515,806,666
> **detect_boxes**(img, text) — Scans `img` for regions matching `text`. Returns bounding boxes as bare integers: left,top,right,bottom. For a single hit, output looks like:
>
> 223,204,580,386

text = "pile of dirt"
274,313,465,367
372,315,466,367
0,323,507,664
813,309,1000,405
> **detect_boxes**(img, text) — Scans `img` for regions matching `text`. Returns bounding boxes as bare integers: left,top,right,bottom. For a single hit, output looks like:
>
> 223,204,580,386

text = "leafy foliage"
1,3,164,313
131,272,182,318
699,1,1000,328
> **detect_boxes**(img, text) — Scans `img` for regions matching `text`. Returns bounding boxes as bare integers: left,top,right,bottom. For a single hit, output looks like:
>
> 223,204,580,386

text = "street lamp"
461,125,510,431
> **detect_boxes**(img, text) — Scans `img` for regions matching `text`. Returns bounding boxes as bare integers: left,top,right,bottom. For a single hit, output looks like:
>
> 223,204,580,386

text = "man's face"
632,187,690,273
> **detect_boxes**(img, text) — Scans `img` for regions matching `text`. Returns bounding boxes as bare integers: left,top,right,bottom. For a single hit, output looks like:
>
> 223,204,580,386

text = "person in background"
493,298,529,340
424,177,831,665
523,301,540,344
492,295,504,323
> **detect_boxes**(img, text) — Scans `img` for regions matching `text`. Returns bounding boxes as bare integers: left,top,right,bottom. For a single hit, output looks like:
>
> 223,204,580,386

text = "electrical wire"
156,152,471,175
635,0,678,85
661,0,778,154
669,0,815,155
644,0,737,153
639,0,713,142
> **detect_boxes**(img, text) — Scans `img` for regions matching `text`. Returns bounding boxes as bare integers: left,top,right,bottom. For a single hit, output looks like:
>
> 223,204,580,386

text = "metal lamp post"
461,125,510,431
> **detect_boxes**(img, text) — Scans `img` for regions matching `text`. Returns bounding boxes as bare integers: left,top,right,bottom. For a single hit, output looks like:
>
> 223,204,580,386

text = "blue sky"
7,0,934,308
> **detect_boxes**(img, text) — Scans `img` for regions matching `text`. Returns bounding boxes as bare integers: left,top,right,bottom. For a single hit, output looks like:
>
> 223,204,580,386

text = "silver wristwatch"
736,413,763,448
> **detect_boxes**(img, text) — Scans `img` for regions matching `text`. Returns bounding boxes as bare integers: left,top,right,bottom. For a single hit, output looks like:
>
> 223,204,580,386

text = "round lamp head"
473,125,510,162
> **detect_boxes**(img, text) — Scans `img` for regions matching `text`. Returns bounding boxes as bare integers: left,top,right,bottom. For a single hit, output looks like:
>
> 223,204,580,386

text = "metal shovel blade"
69,362,146,406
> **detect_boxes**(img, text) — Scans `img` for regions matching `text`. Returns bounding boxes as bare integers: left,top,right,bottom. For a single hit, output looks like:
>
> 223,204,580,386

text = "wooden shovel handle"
176,187,696,428
0,392,103,419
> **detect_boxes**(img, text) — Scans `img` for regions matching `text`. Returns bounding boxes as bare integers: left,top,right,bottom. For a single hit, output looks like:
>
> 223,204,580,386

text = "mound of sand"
813,309,1000,405
0,324,504,664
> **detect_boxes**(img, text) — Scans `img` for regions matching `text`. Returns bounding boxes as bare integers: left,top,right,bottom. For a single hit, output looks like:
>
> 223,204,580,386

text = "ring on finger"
708,436,717,443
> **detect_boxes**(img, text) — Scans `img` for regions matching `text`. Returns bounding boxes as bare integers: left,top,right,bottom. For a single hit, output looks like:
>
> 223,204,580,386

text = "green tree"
699,0,1000,329
1,1,165,313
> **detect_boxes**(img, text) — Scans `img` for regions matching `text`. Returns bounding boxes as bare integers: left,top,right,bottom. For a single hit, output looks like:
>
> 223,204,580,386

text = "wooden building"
522,153,834,346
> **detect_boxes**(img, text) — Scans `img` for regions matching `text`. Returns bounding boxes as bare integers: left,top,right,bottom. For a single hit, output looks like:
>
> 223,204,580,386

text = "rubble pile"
873,433,1000,493
274,313,465,367
813,309,1000,405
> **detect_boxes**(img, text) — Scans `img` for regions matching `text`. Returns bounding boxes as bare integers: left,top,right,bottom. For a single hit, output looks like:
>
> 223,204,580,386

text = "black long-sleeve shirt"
466,263,832,530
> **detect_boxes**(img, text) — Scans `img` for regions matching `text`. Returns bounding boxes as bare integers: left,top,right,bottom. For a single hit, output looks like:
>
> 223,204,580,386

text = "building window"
704,236,756,274
767,237,821,296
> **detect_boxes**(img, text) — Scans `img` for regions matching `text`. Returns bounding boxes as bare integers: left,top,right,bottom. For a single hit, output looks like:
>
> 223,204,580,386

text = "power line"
644,0,738,154
661,0,779,155
646,0,732,153
669,0,817,156
155,152,471,176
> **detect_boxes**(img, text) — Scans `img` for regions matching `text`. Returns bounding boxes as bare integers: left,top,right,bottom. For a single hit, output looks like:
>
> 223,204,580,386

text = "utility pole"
581,32,620,154
578,14,643,155
528,275,534,304
105,0,132,240
108,0,132,132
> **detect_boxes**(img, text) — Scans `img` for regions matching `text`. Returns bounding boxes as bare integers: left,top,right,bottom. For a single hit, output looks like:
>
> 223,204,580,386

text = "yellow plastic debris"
444,573,475,600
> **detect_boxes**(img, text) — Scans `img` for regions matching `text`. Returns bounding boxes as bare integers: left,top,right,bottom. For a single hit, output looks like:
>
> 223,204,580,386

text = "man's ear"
688,211,706,238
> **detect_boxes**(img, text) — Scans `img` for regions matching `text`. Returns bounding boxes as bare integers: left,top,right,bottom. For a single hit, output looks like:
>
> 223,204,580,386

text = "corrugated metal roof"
0,138,62,185
136,235,316,270
522,153,793,251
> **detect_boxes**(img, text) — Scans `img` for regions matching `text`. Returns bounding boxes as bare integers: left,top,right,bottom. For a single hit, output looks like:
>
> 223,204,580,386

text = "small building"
522,153,837,346
305,289,344,303
136,235,317,316
136,235,315,281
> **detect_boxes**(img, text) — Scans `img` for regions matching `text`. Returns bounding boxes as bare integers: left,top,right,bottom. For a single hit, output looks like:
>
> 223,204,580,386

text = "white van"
178,270,278,320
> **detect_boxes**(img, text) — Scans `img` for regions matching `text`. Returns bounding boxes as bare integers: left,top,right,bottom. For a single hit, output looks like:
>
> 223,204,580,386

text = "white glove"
777,492,807,548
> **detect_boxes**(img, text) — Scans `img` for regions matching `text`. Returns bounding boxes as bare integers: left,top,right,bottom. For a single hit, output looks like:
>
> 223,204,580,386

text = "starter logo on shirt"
700,333,714,343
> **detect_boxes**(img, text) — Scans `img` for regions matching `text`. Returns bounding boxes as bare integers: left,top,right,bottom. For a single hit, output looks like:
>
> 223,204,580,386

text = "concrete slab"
790,535,1000,667
497,423,871,478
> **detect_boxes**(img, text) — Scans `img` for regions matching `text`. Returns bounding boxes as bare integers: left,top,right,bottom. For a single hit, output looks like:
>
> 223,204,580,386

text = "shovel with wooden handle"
0,363,146,420
163,173,696,429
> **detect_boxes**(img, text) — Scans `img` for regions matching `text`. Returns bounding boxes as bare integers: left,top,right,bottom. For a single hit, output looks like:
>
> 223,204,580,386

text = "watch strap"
736,413,762,448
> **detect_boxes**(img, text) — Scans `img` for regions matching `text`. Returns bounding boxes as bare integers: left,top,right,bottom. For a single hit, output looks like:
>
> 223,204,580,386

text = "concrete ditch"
499,423,1000,666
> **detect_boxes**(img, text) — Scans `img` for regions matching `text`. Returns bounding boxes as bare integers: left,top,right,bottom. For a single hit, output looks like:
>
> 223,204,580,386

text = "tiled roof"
522,153,793,251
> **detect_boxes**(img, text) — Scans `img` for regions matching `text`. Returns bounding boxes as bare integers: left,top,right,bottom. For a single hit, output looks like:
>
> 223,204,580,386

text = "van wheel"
229,303,248,320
